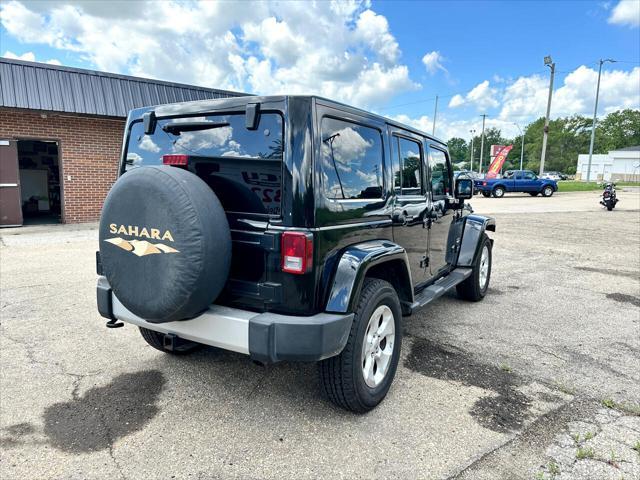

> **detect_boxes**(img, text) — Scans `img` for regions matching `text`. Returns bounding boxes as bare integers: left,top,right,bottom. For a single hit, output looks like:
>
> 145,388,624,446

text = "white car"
541,172,562,181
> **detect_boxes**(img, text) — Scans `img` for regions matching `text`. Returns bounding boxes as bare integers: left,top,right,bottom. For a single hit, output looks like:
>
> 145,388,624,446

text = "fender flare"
325,240,413,314
456,214,496,267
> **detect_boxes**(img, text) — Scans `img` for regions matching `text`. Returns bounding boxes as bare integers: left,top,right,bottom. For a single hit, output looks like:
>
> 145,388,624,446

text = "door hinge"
420,255,429,268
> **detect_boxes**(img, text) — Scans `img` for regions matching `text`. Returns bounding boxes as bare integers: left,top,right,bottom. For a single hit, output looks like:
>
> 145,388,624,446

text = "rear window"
320,117,384,200
124,112,284,216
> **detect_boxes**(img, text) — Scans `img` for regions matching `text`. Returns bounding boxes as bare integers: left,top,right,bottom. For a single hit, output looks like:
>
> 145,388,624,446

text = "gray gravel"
1,190,638,480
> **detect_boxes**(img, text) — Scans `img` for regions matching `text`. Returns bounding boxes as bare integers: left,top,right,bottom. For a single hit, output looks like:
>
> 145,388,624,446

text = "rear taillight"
163,154,189,166
482,181,487,186
281,232,313,274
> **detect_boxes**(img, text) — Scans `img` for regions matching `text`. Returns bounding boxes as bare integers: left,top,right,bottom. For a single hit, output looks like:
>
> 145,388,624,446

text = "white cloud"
448,94,465,108
3,50,61,65
392,113,521,144
395,64,640,142
608,0,640,27
500,65,640,119
0,0,418,110
448,80,499,110
355,9,400,66
138,135,160,153
422,51,447,75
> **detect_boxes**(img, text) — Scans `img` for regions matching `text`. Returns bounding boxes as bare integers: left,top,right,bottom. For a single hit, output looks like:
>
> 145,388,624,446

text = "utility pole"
469,129,476,172
479,114,487,175
586,59,616,182
540,56,555,176
432,95,439,136
514,123,525,171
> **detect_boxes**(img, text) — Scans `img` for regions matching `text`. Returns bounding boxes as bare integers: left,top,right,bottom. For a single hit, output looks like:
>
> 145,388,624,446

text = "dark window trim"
319,114,386,202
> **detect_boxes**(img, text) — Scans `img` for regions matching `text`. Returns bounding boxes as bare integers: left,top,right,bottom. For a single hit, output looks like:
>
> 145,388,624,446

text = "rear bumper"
97,277,353,364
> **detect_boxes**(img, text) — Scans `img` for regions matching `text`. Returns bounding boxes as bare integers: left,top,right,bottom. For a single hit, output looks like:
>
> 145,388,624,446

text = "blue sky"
1,0,639,139
375,1,640,118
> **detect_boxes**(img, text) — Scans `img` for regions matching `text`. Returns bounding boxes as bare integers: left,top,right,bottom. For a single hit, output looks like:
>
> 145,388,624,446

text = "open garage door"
0,140,23,227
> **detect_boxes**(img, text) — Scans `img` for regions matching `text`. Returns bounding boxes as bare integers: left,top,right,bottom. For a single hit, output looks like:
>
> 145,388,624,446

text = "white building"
576,146,640,182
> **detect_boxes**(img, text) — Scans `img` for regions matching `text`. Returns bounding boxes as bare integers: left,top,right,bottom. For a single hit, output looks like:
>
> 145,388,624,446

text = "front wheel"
493,186,505,198
457,234,492,302
319,278,402,413
542,186,554,197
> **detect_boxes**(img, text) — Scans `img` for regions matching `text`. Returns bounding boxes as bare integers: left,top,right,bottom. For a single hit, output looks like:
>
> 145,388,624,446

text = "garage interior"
17,140,61,224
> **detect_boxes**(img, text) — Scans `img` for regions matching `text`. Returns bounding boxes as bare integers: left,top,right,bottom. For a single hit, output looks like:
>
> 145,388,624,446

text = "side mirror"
455,177,473,200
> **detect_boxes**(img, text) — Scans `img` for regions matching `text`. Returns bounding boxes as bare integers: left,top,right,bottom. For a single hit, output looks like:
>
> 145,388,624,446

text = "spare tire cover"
99,166,231,323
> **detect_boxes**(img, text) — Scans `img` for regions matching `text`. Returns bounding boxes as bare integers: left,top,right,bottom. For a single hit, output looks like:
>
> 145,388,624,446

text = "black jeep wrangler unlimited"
97,95,494,413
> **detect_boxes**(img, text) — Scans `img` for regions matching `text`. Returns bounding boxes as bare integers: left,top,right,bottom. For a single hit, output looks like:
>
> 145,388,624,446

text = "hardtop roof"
131,94,447,148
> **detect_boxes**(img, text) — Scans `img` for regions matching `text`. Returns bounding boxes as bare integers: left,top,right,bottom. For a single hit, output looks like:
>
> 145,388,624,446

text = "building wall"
576,151,640,182
0,108,125,223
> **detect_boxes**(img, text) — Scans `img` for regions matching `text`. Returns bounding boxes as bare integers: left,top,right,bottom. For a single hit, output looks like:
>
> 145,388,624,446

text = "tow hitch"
163,333,196,352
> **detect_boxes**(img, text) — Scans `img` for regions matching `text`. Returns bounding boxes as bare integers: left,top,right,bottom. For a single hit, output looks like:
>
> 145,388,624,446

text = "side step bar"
408,267,473,311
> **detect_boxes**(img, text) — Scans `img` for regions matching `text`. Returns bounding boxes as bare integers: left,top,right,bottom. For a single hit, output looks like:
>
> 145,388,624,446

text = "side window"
428,147,452,197
523,172,536,180
321,117,384,200
397,137,422,195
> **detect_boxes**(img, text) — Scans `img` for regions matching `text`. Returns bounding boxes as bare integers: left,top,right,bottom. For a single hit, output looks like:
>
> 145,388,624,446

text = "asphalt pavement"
1,189,638,480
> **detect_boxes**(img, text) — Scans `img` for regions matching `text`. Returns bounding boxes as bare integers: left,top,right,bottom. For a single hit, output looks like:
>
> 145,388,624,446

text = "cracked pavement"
1,190,638,479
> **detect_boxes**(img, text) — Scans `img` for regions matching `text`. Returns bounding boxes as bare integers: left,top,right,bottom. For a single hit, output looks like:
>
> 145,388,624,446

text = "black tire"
607,203,613,211
318,278,402,413
482,191,491,198
541,185,554,197
493,186,505,198
457,234,492,302
528,192,538,196
139,327,201,354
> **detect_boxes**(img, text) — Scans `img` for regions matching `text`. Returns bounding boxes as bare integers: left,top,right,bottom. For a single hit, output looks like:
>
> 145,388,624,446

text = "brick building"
0,58,243,226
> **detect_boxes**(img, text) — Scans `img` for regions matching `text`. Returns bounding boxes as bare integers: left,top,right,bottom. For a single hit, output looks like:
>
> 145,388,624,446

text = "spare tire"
99,166,231,323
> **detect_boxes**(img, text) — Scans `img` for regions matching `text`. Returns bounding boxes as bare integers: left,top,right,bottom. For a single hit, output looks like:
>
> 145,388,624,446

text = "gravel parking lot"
1,189,639,480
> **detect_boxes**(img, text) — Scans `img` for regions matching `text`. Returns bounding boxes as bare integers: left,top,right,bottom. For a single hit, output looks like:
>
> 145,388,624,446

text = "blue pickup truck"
475,170,558,198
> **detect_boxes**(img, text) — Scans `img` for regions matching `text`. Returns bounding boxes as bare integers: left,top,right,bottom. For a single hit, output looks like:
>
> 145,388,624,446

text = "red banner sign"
486,145,513,178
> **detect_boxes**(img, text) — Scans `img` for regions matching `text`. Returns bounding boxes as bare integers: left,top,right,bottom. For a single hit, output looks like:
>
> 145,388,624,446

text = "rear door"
0,140,23,227
389,128,428,285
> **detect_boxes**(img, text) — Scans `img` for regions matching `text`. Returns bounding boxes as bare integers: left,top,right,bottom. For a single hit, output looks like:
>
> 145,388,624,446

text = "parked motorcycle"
600,182,618,211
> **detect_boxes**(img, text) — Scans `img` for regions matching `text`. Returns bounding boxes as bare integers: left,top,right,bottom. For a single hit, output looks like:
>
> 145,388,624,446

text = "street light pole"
469,129,476,172
432,95,439,136
479,114,487,175
540,56,555,176
514,123,524,171
586,59,616,182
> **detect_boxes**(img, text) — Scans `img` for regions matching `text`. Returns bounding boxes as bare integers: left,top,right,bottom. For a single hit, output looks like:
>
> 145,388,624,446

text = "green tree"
470,127,506,173
447,137,468,163
454,109,639,176
595,109,640,152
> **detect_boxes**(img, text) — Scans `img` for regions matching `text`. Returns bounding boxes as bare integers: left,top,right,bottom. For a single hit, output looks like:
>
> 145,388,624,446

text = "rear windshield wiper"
162,121,230,135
